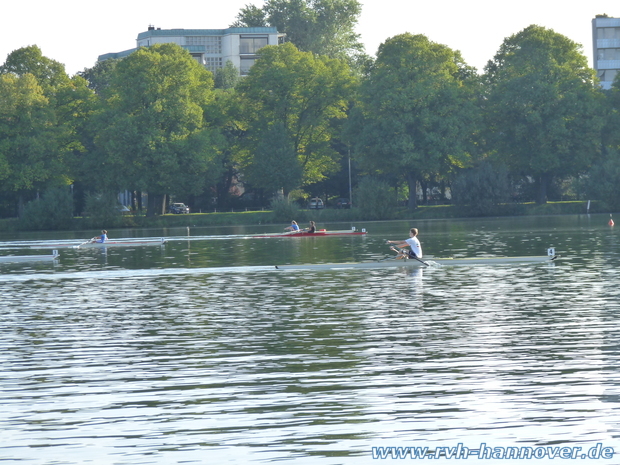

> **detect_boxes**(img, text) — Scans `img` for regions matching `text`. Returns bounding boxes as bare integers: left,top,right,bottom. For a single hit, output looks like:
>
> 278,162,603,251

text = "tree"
243,121,303,194
451,161,511,215
0,45,71,93
231,4,267,27
1,46,98,217
584,150,620,210
214,61,241,90
200,86,246,209
77,58,119,95
353,177,396,220
0,73,62,215
92,43,224,215
484,25,606,204
236,42,356,195
53,74,101,215
349,33,478,210
583,70,620,209
19,187,74,230
232,0,364,62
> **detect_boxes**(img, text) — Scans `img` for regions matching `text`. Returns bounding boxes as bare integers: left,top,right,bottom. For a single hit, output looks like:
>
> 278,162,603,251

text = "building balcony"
596,39,620,48
595,59,620,70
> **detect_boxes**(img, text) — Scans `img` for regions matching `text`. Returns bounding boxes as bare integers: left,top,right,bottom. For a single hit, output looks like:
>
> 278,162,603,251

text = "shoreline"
0,200,613,233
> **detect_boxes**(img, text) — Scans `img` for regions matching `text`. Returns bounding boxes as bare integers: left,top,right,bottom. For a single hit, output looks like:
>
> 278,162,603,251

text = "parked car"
169,202,190,214
308,197,325,209
335,198,351,209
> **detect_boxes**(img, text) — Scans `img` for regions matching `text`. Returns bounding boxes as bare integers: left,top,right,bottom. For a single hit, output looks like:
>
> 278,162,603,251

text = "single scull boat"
31,238,168,249
275,249,558,271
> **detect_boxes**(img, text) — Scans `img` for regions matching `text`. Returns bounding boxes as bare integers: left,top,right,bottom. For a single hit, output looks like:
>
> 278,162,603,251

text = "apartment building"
99,26,285,75
592,15,620,90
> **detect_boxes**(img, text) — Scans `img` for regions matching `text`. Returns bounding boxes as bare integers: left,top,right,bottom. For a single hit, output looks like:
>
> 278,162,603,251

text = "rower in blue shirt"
91,230,108,243
284,221,300,231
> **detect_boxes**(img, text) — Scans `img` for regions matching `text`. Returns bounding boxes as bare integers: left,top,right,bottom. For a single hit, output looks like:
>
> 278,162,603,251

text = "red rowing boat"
250,229,367,238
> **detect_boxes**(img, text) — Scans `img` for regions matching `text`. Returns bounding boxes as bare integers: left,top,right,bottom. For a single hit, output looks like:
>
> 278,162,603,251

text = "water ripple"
1,219,620,463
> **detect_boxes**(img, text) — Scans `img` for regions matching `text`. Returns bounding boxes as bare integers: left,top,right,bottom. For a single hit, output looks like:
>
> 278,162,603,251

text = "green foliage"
19,188,74,230
1,46,95,205
483,25,606,204
353,177,396,220
451,162,511,215
214,61,241,90
237,42,356,191
83,191,125,228
349,33,479,209
0,45,71,93
269,197,302,222
231,4,267,27
244,122,303,194
77,58,119,95
233,0,364,62
584,151,620,210
91,43,224,205
0,73,60,192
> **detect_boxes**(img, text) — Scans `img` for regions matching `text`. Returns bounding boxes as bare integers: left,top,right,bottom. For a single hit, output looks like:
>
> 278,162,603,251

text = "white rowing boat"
275,251,558,271
0,250,59,263
31,238,168,249
75,238,167,248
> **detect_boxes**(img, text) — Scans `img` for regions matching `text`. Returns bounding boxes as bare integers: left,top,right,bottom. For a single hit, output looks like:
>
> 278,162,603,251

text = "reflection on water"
1,215,619,464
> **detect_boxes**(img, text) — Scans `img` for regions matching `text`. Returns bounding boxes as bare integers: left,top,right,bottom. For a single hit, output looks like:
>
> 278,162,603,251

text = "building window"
186,36,222,54
597,27,620,40
240,57,256,75
599,69,618,82
205,57,223,74
239,37,268,54
191,54,205,65
600,48,620,60
606,70,618,82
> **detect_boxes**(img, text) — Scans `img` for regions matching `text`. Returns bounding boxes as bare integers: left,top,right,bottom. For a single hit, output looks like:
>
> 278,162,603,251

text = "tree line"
1,0,619,228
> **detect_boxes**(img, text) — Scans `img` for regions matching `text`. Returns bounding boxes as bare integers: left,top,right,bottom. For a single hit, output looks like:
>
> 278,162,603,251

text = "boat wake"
0,265,277,283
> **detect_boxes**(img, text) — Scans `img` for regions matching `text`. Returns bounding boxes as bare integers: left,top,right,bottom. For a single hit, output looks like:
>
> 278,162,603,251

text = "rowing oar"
410,254,431,267
73,238,94,249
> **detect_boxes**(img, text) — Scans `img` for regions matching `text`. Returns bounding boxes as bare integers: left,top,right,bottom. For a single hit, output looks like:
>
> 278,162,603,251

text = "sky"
1,0,618,76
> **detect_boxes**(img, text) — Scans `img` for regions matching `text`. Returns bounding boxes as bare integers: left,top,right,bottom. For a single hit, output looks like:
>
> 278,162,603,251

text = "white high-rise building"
99,26,285,76
592,15,620,90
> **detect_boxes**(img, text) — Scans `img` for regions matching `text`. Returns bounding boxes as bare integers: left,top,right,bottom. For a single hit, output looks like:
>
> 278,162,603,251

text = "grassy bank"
0,200,608,233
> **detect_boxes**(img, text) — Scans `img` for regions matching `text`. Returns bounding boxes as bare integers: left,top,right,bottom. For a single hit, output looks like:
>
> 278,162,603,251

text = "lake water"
1,215,619,464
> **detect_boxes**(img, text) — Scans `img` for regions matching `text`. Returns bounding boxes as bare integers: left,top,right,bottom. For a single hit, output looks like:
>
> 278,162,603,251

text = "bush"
354,178,397,220
83,191,125,228
19,187,74,230
451,162,511,216
269,197,303,223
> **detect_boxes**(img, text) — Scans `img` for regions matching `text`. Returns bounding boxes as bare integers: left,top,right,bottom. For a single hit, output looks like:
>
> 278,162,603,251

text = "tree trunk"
146,194,155,217
421,180,428,205
17,193,25,218
407,172,418,210
137,191,143,212
216,166,234,209
537,173,550,204
146,193,166,216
